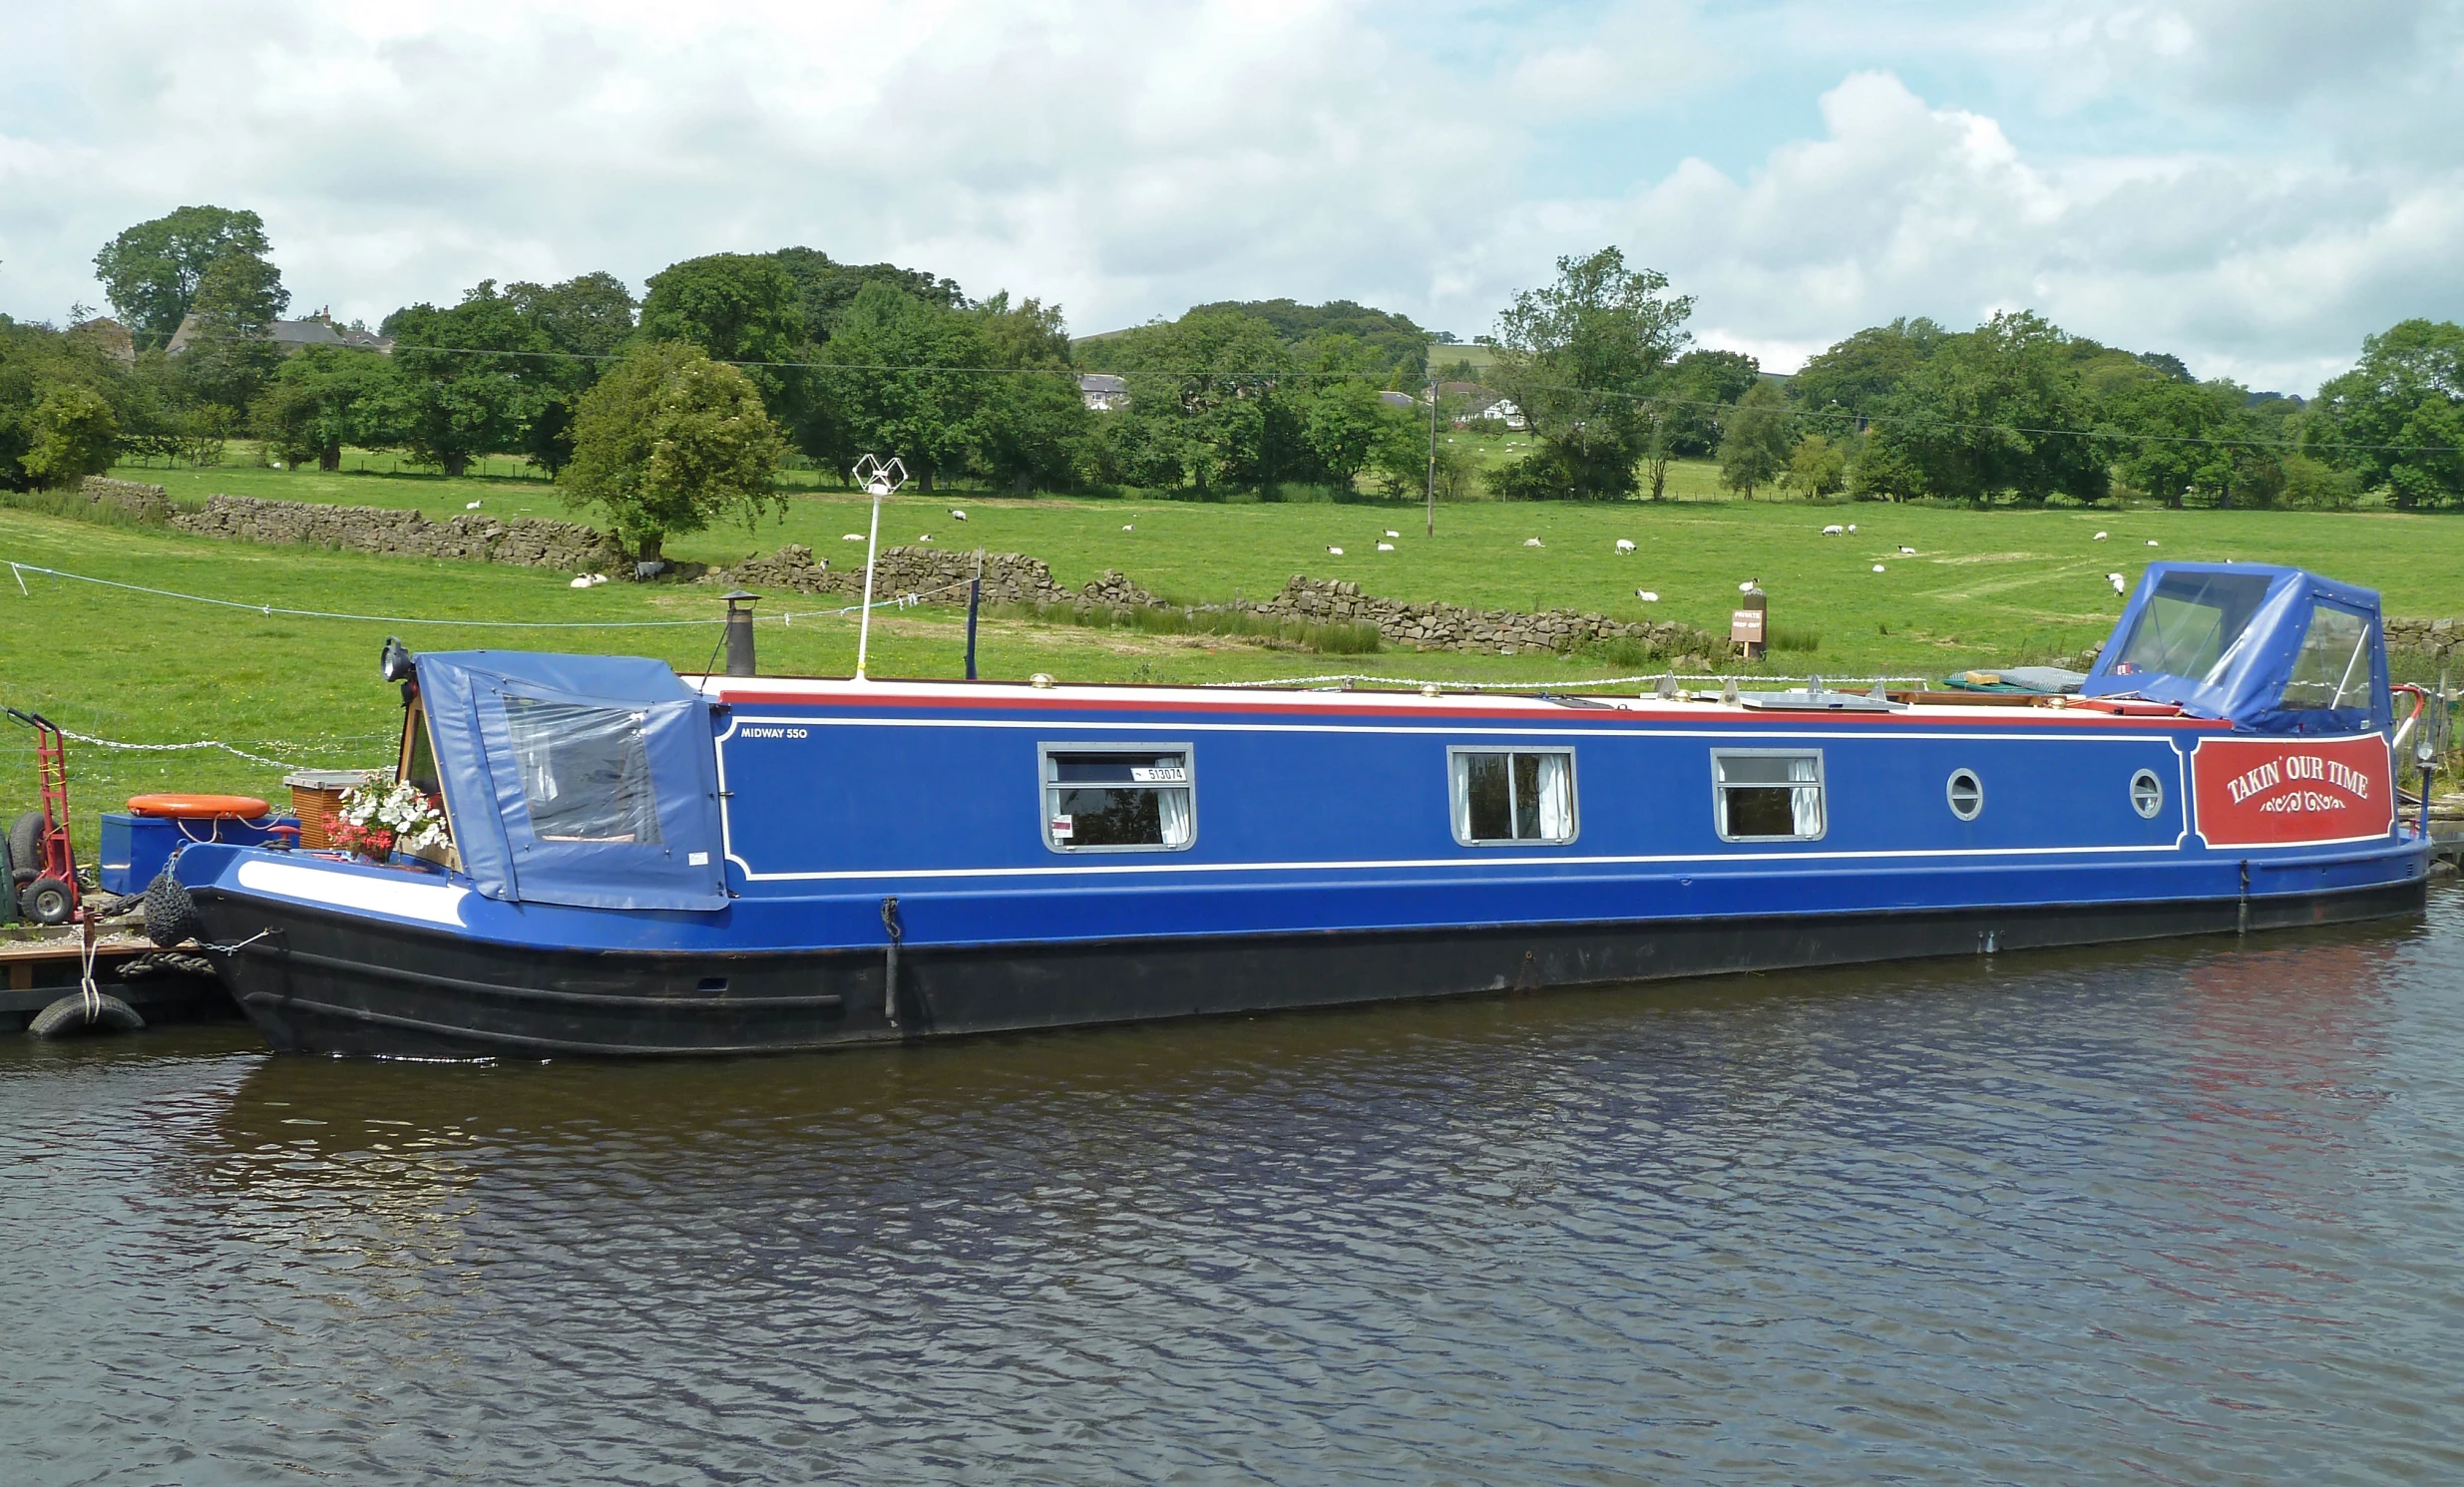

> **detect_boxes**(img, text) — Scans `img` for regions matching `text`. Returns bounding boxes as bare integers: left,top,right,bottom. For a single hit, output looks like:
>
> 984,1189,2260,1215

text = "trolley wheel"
29,992,146,1037
21,876,74,926
144,871,201,947
7,810,40,883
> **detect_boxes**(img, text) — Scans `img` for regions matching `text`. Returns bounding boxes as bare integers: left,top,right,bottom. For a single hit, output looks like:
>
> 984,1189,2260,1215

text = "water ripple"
7,893,2464,1483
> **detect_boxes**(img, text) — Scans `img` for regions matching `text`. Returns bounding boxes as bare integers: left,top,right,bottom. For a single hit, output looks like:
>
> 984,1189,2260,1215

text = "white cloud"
0,0,2456,392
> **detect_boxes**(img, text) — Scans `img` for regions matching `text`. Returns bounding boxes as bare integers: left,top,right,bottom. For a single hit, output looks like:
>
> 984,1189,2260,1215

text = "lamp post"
850,454,908,681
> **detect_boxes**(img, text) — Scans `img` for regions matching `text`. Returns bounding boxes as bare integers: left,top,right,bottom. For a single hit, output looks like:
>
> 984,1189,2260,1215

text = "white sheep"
589,573,609,586
1636,589,1660,602
1328,546,1344,556
1384,530,1400,539
466,500,482,510
843,533,866,542
2094,531,2109,541
2108,571,2127,593
949,509,968,521
1121,524,1134,532
570,575,593,588
1847,524,1856,533
1377,542,1396,552
1872,563,1886,573
1738,579,1760,592
1615,539,1636,553
1897,545,1915,555
1823,524,1844,536
1523,538,1543,548
2147,540,2159,547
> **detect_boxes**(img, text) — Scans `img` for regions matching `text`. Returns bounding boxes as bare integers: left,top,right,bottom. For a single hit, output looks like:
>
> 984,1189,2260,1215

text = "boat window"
401,701,441,798
1042,746,1194,852
1449,750,1576,845
504,698,662,845
2131,769,2165,820
1714,751,1825,841
1946,768,1983,821
2108,570,2273,685
2279,603,2373,711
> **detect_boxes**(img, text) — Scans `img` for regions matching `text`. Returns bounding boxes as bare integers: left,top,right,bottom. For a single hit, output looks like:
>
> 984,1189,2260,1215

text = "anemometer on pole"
851,454,908,681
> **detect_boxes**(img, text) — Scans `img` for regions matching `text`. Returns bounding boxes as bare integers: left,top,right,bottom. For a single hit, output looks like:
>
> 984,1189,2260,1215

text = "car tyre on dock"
29,991,146,1037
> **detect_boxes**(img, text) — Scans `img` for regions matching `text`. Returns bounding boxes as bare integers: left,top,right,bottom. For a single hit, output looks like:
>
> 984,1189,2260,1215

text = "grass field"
7,474,2463,860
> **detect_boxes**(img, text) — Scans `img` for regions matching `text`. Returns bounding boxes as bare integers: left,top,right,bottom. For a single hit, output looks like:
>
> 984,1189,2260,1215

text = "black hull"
193,878,2431,1059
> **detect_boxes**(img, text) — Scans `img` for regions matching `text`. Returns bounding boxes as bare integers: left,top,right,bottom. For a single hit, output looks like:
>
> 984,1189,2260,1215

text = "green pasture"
6,485,2462,859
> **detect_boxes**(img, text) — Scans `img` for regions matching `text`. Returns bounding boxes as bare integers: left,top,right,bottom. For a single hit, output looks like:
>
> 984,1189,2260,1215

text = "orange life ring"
128,793,272,820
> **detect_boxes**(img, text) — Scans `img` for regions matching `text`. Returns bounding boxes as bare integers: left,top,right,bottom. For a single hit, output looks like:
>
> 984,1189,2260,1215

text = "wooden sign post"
1731,586,1768,661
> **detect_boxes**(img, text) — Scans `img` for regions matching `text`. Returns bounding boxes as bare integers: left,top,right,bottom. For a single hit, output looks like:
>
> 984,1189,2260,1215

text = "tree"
1088,309,1297,491
562,341,786,561
970,293,1091,494
2102,375,2255,508
1487,247,1694,500
383,282,551,476
2309,318,2464,509
1860,311,2106,504
1656,348,1761,457
254,347,403,470
1183,298,1434,384
173,247,290,414
93,205,275,350
19,385,120,489
1784,432,1848,500
1718,382,1794,498
1789,317,1944,435
813,283,999,493
507,272,637,474
770,246,966,344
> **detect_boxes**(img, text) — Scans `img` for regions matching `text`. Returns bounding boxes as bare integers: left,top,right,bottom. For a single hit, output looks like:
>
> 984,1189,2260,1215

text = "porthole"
2130,769,2165,820
1945,768,1983,821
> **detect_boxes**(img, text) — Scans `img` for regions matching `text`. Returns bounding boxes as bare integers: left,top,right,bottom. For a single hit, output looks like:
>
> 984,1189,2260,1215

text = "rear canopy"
2081,562,2390,735
414,651,728,912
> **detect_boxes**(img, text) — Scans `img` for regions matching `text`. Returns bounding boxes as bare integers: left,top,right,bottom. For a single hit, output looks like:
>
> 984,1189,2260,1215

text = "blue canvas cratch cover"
2081,562,2390,735
413,650,728,912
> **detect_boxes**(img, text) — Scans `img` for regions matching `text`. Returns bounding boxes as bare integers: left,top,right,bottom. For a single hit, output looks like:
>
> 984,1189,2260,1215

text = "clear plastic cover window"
505,698,662,844
2280,604,2373,711
2110,571,2274,684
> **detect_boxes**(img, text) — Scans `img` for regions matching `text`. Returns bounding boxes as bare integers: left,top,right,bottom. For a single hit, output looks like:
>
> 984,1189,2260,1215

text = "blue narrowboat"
169,562,2433,1057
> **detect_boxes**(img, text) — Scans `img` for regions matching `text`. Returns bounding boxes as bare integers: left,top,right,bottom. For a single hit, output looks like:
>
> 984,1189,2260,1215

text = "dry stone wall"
168,493,625,572
705,545,1718,660
2386,617,2461,668
76,476,180,522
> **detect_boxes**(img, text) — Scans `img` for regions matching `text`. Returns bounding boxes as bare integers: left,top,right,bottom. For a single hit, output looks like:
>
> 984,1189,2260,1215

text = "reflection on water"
7,898,2464,1484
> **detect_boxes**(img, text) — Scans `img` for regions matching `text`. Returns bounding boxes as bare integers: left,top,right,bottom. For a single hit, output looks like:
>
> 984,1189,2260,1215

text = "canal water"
6,894,2463,1485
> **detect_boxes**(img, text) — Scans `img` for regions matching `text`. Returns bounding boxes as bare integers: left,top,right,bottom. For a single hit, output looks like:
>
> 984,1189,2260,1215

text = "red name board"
2192,734,2393,847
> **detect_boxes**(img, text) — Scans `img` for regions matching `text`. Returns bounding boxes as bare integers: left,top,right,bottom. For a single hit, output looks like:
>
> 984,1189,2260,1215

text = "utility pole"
1426,371,1437,539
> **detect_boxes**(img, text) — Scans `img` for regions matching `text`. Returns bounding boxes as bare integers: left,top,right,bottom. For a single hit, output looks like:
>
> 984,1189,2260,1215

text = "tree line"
1486,247,2463,512
4,211,2459,558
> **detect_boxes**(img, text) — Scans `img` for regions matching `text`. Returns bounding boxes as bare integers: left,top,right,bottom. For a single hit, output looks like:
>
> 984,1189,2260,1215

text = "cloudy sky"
2,0,2458,393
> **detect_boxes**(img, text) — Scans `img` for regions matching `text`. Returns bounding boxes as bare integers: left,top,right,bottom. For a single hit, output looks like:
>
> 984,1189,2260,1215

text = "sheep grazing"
1121,524,1134,532
1328,546,1345,556
2108,572,2127,593
949,509,968,521
1615,539,1637,554
570,575,593,588
1636,589,1660,602
918,534,933,543
1872,563,1886,573
2093,531,2109,541
1384,530,1401,539
1523,538,1543,548
1377,542,1396,552
466,500,483,510
843,534,866,542
1847,524,1856,533
2146,540,2159,547
1897,545,1915,555
1823,524,1844,536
